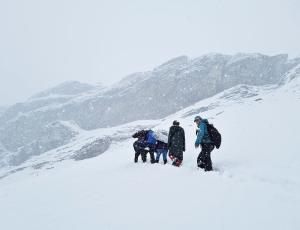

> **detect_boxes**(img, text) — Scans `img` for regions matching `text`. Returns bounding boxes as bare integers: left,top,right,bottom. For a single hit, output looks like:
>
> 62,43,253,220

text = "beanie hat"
194,116,202,122
173,120,180,126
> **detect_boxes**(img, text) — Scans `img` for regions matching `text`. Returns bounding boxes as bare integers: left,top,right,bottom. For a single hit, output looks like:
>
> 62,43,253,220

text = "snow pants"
133,141,155,163
134,150,147,163
155,149,168,162
197,143,214,171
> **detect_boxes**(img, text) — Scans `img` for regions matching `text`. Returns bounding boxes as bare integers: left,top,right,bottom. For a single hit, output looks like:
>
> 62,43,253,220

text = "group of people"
132,115,219,171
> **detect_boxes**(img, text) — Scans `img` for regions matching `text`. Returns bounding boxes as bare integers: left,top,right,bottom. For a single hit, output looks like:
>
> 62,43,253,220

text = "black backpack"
206,122,222,149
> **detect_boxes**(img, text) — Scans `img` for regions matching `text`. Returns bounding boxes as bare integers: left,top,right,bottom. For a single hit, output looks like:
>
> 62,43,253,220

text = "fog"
0,0,299,105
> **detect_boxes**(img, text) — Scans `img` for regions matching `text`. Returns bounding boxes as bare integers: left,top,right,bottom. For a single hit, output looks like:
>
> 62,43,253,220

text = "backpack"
153,129,168,143
206,123,222,149
146,130,157,145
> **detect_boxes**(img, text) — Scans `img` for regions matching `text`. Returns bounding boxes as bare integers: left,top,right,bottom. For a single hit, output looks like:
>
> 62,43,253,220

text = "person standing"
168,120,185,167
194,116,214,171
132,130,148,163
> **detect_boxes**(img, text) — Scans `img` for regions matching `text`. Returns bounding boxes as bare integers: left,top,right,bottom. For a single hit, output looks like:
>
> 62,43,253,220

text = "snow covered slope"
0,106,6,115
0,66,299,230
1,53,299,167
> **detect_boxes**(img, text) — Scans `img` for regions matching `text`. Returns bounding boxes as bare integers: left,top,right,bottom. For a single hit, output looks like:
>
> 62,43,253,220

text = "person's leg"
133,141,138,151
177,152,183,166
178,152,183,162
133,141,141,163
155,149,162,163
201,144,214,171
149,151,155,164
162,150,168,164
169,152,175,161
197,150,205,169
205,144,214,171
134,151,140,163
172,152,183,167
171,152,178,166
141,150,147,163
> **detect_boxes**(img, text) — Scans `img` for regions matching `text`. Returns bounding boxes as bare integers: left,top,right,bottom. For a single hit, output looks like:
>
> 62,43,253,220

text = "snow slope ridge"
280,63,300,86
111,72,151,89
0,75,299,230
154,55,189,72
30,81,97,99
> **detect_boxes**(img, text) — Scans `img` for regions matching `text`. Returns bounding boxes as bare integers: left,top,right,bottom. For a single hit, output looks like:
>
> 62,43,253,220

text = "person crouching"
132,130,156,163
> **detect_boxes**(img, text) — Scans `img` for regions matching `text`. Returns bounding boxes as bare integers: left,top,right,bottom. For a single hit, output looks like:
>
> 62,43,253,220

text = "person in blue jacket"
194,116,214,171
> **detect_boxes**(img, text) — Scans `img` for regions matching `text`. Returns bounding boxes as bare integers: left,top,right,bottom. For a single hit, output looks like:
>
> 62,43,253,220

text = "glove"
144,147,150,151
195,143,200,148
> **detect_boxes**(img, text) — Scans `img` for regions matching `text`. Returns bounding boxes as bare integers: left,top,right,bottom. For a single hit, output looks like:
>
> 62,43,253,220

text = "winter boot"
169,154,175,161
163,159,167,165
172,158,182,167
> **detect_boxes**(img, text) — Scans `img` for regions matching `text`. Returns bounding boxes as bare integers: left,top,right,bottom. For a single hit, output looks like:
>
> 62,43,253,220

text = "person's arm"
182,128,186,152
168,128,172,148
195,123,205,145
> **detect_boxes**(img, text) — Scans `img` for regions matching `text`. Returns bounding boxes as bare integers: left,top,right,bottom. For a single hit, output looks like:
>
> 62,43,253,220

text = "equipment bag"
206,123,222,149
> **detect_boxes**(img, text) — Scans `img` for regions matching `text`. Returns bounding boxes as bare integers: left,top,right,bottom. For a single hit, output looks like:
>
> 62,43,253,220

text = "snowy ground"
0,76,299,230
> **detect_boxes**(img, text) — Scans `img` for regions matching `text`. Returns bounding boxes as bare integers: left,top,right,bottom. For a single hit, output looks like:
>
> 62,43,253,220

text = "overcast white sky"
0,0,299,105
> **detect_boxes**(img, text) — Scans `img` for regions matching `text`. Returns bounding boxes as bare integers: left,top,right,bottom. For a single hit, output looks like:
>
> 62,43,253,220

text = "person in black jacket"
132,130,155,163
168,120,185,167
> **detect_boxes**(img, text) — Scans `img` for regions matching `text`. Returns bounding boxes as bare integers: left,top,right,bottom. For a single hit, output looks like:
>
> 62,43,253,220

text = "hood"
198,119,208,127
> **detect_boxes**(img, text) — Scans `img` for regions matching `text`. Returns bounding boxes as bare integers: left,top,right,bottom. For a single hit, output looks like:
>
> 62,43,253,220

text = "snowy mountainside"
30,81,98,99
0,82,274,177
1,65,299,178
0,53,300,169
0,64,299,230
0,106,6,115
